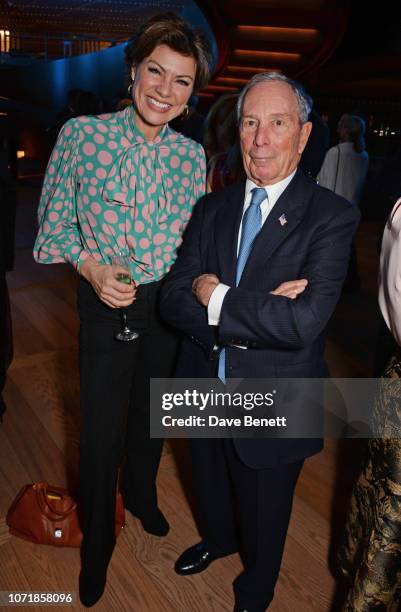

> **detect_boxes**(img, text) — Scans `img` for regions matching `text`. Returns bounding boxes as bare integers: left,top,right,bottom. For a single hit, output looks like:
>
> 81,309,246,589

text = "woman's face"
131,44,196,140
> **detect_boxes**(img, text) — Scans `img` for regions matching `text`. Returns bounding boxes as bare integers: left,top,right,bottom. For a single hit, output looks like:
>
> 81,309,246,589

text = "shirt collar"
245,169,297,207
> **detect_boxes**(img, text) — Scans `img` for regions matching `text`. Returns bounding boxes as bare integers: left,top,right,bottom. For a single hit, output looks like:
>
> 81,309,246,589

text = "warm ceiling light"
237,26,319,42
215,77,249,86
226,65,282,74
238,26,317,34
0,29,10,53
233,50,301,62
204,85,239,92
17,150,25,159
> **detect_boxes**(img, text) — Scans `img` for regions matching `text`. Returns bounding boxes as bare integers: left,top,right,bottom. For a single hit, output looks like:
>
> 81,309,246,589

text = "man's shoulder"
198,180,245,207
308,175,359,219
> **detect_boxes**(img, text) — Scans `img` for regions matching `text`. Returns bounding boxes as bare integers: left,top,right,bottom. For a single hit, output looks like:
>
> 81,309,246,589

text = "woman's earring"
128,81,134,95
182,105,189,119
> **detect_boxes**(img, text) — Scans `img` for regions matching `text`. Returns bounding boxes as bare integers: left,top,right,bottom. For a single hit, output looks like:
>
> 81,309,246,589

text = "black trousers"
77,278,178,578
190,439,303,610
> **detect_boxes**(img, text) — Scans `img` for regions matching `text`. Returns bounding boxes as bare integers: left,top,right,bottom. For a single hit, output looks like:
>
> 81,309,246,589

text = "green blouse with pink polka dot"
34,105,206,285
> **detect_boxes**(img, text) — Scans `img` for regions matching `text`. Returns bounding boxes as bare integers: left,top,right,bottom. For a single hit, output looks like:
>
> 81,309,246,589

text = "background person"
318,113,368,291
0,163,16,419
299,108,330,178
317,113,369,207
203,92,239,161
338,196,401,611
203,92,246,192
34,12,210,607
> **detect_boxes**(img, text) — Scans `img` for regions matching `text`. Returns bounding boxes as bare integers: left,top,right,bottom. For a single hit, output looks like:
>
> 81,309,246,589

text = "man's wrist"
204,281,219,306
208,283,231,325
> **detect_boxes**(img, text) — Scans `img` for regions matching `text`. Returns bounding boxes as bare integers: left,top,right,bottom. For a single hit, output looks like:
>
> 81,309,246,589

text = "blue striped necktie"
218,187,267,381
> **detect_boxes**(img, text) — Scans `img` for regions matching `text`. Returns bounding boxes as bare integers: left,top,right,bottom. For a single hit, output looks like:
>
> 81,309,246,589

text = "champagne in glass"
116,271,132,285
111,254,139,342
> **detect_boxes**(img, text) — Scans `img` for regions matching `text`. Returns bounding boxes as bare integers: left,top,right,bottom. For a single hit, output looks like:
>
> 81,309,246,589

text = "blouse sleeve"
33,119,90,270
192,143,207,202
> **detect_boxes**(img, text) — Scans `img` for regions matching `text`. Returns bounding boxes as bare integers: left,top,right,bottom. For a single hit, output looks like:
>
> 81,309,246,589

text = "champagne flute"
111,254,139,342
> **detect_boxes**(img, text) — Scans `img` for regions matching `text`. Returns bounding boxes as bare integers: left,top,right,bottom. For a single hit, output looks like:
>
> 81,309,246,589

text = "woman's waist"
77,277,164,325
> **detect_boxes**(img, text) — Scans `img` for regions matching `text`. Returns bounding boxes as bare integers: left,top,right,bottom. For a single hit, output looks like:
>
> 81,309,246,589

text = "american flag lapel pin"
278,213,287,226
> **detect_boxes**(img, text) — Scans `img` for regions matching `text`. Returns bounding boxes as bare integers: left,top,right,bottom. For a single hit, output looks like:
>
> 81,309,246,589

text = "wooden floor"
0,181,383,611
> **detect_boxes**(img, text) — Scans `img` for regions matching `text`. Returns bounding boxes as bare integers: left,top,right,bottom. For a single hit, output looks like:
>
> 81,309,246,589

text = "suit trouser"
190,438,303,610
77,278,178,578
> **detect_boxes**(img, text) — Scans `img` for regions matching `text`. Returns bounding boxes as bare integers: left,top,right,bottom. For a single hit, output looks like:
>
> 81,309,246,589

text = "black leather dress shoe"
233,605,268,611
234,606,266,612
175,541,222,575
127,506,170,537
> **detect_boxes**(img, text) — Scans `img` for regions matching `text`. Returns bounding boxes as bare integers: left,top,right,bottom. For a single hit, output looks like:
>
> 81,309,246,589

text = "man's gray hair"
237,71,313,125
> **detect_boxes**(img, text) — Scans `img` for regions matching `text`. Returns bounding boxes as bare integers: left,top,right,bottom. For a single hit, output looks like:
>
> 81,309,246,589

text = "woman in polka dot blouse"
34,13,211,607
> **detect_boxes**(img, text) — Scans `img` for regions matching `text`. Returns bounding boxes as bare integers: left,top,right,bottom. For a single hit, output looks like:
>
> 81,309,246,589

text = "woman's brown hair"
125,12,211,92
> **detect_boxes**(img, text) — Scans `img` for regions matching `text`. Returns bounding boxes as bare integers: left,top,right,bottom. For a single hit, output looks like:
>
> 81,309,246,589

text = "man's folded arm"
218,203,360,350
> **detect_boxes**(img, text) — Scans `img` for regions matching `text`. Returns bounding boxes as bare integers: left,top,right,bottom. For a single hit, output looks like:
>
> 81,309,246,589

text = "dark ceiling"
1,0,401,98
312,1,401,97
201,0,349,100
0,0,187,39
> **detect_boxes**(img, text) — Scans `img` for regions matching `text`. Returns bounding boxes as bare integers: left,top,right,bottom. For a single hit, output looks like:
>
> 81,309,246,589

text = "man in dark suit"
160,72,359,611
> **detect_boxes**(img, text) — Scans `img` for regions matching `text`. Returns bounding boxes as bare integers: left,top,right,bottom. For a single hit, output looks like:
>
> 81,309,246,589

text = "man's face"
239,81,312,186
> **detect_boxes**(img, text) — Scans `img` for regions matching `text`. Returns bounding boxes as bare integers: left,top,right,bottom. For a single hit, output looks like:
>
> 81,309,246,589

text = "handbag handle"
34,483,77,519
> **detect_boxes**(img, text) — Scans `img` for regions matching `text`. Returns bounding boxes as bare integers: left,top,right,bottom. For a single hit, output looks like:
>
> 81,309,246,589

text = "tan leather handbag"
6,482,125,547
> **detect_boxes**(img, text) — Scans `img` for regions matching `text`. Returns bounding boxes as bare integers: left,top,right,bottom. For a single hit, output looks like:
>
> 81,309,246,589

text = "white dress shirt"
208,170,296,325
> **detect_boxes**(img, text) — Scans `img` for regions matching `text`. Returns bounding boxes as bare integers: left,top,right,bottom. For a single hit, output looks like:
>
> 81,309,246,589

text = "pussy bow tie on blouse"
101,130,186,222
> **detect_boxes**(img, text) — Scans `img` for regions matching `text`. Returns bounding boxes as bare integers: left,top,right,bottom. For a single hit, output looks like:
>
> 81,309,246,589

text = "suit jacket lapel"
239,170,312,285
214,181,246,285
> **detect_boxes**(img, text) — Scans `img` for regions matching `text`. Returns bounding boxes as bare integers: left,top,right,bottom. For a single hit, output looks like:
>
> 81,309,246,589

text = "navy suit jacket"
160,169,360,467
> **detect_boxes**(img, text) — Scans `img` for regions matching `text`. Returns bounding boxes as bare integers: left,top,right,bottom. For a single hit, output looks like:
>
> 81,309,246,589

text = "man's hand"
270,278,308,299
80,257,137,309
192,273,220,307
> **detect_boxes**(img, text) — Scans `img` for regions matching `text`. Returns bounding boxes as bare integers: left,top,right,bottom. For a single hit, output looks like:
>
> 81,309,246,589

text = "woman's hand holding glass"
111,254,139,342
80,257,137,309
